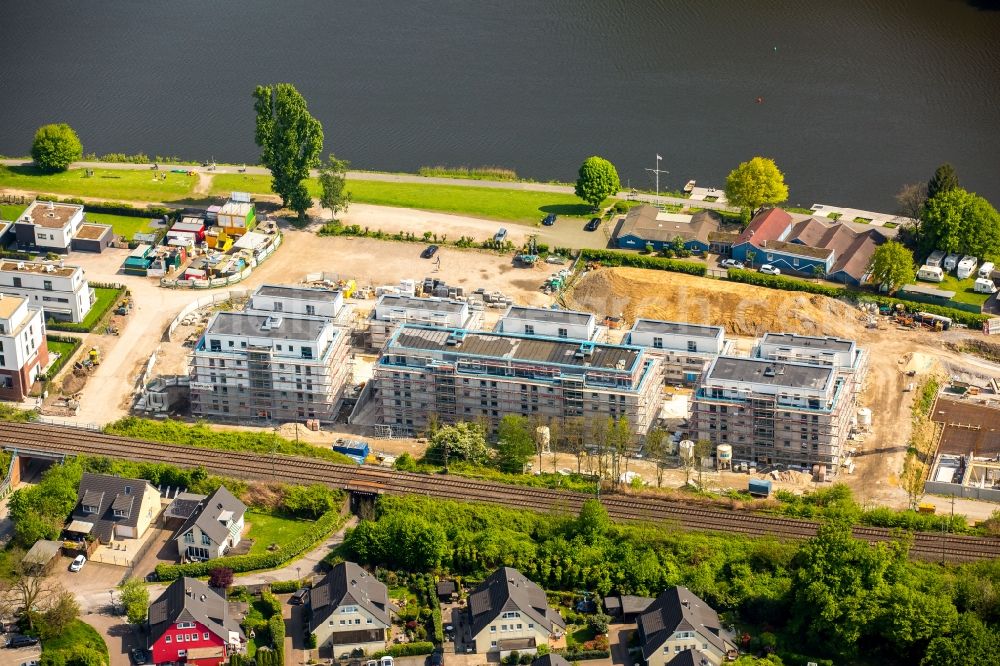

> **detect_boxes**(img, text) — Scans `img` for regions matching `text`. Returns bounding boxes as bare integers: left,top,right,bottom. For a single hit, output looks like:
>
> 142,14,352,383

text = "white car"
758,264,781,275
720,259,745,269
69,554,86,572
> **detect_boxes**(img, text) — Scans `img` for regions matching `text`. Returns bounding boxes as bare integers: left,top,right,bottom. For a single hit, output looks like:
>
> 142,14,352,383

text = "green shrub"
156,509,344,580
269,579,306,594
726,268,844,297
579,248,706,276
556,649,611,660
371,642,435,658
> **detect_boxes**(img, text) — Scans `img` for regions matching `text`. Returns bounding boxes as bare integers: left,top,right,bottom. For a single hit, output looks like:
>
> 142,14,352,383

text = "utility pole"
644,154,669,205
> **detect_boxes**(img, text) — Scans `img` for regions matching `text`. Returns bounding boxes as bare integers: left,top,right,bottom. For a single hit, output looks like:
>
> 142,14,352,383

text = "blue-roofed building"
374,324,663,438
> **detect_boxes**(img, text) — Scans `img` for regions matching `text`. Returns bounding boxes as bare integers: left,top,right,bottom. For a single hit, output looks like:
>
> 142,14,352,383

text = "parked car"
759,264,781,275
290,588,309,605
145,572,159,583
69,555,86,572
720,259,744,269
494,228,508,242
421,244,439,259
584,217,601,231
542,214,557,226
131,648,148,665
6,636,39,649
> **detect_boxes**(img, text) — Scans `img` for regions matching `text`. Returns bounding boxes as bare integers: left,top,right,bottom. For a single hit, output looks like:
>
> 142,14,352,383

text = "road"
0,158,737,212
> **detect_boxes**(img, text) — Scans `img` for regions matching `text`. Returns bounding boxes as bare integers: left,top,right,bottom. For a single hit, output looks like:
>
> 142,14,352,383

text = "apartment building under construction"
690,354,857,476
374,324,663,436
189,310,351,423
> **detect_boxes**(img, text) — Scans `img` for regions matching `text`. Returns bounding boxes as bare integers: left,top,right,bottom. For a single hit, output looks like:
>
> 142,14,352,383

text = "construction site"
925,398,1000,503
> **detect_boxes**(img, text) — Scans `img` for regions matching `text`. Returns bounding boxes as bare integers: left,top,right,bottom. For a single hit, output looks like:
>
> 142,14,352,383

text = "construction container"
332,438,369,464
857,407,872,427
918,503,937,514
748,479,772,498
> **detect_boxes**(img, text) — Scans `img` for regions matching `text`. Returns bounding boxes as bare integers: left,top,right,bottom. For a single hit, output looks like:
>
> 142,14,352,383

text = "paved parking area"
0,643,41,666
128,525,176,581
49,556,129,613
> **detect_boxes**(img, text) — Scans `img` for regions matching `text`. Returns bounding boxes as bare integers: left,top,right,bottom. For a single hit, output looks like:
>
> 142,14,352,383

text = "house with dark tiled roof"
147,577,245,666
174,485,247,561
637,587,736,666
309,561,397,656
532,654,572,666
65,472,161,544
730,208,886,285
467,567,565,655
616,206,721,253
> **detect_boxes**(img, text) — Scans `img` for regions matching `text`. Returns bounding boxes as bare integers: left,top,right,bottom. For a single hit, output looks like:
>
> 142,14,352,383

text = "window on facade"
273,302,283,312
43,280,52,291
202,534,211,545
652,337,663,348
12,277,21,288
306,305,316,315
204,633,210,641
524,325,534,335
165,636,171,644
491,641,497,647
528,623,534,629
210,340,222,352
687,340,697,352
490,626,496,633
557,328,568,338
177,650,187,657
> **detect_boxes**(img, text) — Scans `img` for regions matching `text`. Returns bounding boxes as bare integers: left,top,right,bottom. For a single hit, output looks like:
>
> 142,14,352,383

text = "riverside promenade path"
0,158,736,212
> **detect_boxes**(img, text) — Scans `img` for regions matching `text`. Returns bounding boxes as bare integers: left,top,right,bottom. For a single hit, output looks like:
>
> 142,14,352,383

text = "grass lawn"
49,286,125,333
83,211,157,239
246,511,316,554
41,618,109,663
0,202,28,221
210,173,606,224
934,274,990,306
0,165,196,201
567,624,597,648
45,336,82,379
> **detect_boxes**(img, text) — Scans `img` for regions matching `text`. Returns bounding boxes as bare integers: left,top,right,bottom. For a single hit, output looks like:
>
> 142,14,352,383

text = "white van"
974,278,997,294
979,261,995,279
943,253,961,272
957,256,978,279
916,265,944,283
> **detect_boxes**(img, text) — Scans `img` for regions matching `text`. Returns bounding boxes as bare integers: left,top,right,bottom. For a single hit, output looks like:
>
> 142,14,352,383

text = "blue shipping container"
748,479,772,497
333,438,370,462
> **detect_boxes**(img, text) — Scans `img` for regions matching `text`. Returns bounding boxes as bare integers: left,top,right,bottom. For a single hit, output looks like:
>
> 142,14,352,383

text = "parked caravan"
957,256,978,279
979,261,995,279
943,253,961,272
916,265,944,283
974,278,997,294
926,250,946,267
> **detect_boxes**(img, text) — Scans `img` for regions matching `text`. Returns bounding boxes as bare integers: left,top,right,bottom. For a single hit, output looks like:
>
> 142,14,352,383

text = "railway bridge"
1,421,999,563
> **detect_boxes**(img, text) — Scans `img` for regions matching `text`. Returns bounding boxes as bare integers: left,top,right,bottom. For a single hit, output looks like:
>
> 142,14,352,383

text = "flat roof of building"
760,333,855,352
0,294,27,319
255,284,341,302
931,397,1000,457
206,311,330,341
376,294,466,313
707,356,832,390
0,260,78,277
502,305,594,325
392,325,641,372
631,318,723,337
21,200,81,229
76,223,112,240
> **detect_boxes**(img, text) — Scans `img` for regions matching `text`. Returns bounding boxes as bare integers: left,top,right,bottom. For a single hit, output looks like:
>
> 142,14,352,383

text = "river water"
1,0,998,210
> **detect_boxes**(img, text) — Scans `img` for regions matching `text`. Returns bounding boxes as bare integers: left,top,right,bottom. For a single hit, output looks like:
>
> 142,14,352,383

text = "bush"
726,268,844,297
371,642,435,658
306,633,317,649
31,123,83,173
579,248,706,276
269,579,306,594
156,509,344,580
556,649,611,660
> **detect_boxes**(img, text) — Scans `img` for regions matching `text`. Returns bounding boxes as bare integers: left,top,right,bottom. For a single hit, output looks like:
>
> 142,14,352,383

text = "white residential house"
624,319,731,386
494,305,598,340
13,200,84,252
174,485,247,561
0,259,95,323
467,567,565,656
309,561,396,656
369,294,478,348
248,284,345,319
0,294,48,399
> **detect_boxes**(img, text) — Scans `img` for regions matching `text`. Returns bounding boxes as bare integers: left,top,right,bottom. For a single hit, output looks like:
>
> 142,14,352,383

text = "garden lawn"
0,203,28,221
246,511,316,554
0,165,196,201
83,211,156,239
45,336,81,378
933,274,990,307
209,173,610,224
74,286,122,331
41,619,110,663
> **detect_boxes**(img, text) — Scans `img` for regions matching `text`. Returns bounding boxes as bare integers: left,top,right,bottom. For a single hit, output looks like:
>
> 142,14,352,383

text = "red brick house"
148,577,245,666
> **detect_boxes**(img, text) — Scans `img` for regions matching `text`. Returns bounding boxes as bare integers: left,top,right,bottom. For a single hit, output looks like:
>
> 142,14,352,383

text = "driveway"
128,525,177,581
82,611,136,666
609,624,635,666
49,556,128,614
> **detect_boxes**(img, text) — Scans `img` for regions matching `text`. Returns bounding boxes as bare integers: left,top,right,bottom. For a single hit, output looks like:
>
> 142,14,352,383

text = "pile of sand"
565,267,863,337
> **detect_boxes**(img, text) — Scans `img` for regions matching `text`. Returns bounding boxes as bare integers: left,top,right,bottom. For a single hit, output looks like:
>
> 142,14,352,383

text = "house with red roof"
731,208,887,285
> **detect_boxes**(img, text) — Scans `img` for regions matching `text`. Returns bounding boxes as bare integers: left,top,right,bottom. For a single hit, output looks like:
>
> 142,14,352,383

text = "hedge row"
155,509,345,580
725,268,844,297
36,194,172,219
371,642,435,658
269,579,306,594
726,268,991,328
555,649,611,660
579,248,706,276
416,574,444,644
262,589,285,666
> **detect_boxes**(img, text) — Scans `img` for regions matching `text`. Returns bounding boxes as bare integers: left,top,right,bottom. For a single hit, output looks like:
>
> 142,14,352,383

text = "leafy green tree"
495,415,536,473
643,427,669,487
281,483,340,518
868,240,916,293
574,156,621,211
119,577,150,624
919,187,1000,258
318,153,351,218
426,422,491,467
253,83,324,220
927,163,959,201
724,157,789,220
576,499,610,542
921,613,1000,666
31,123,82,173
39,590,79,639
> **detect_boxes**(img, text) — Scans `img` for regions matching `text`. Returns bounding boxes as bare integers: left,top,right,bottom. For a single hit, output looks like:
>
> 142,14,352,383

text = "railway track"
2,421,998,563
